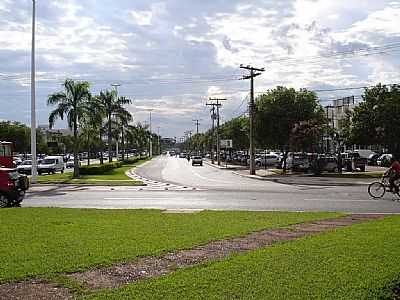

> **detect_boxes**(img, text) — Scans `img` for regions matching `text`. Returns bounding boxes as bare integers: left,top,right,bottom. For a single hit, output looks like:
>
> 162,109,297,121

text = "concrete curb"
203,160,245,171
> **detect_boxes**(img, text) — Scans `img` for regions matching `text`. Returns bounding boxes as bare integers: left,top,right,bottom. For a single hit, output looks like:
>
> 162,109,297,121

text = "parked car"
368,153,380,166
0,167,29,207
38,156,65,175
191,156,203,166
317,156,339,172
17,160,33,174
341,152,367,172
249,154,282,167
377,154,392,167
66,157,81,168
284,153,310,171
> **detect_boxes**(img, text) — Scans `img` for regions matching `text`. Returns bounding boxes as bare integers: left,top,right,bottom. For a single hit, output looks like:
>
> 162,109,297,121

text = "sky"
0,0,400,139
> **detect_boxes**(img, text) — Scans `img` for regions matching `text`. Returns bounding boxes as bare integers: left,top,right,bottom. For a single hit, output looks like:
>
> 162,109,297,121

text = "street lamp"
111,84,121,160
31,0,37,183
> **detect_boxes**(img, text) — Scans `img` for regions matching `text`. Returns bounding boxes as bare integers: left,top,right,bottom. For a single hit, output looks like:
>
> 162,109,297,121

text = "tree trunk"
87,132,90,166
73,119,80,178
108,113,112,163
282,147,287,174
99,131,104,165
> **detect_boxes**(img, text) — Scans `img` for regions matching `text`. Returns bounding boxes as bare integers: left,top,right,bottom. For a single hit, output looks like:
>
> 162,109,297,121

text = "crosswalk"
126,170,201,191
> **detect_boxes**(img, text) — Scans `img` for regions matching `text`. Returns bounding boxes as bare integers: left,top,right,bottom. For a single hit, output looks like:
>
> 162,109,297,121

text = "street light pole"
31,0,37,183
111,84,120,160
148,110,153,157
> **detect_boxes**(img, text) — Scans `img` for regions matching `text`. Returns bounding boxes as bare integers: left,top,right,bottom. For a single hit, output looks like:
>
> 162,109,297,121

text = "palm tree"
48,79,91,178
97,90,132,162
80,97,105,165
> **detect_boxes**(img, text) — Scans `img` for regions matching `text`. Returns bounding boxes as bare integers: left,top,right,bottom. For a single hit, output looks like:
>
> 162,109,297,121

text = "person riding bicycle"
386,156,400,193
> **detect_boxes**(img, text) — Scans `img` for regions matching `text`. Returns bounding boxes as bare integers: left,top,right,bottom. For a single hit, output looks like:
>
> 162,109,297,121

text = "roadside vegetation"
82,216,400,300
37,157,148,185
0,209,341,283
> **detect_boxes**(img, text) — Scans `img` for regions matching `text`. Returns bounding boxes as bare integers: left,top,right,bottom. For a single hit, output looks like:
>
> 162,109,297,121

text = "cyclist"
386,156,400,193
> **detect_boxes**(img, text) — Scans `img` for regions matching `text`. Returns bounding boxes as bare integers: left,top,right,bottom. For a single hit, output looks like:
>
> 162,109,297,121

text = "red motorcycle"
0,167,29,208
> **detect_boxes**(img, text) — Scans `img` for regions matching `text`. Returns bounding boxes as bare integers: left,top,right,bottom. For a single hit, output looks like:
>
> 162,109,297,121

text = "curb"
204,160,244,171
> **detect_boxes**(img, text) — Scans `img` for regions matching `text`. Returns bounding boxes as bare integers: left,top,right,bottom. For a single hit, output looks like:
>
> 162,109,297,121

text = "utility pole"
192,119,201,135
240,64,265,175
31,0,37,183
208,106,216,164
207,98,226,166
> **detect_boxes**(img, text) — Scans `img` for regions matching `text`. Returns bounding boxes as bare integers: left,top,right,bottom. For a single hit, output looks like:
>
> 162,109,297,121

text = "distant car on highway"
191,156,203,166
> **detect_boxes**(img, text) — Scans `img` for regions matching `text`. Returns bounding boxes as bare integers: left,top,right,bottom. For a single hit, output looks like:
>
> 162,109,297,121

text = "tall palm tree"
48,80,91,178
97,90,132,162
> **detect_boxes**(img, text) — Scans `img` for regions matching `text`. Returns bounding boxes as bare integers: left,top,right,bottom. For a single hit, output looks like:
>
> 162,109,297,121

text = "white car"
38,156,65,175
16,159,43,175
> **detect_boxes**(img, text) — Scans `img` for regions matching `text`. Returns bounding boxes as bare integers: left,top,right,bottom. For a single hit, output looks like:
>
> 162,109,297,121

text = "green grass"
36,160,146,185
80,216,400,300
0,208,341,283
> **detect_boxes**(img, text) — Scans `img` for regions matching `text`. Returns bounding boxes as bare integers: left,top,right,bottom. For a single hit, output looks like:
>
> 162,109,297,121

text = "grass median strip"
36,161,146,185
0,208,341,284
77,214,400,300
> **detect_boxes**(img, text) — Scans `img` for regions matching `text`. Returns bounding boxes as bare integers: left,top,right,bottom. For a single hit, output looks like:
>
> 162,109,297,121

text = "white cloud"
129,10,153,26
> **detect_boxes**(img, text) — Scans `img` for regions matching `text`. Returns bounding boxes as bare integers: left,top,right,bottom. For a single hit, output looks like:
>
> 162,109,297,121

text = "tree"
96,90,132,162
343,84,400,156
254,86,325,170
220,116,249,151
48,79,91,178
80,96,104,165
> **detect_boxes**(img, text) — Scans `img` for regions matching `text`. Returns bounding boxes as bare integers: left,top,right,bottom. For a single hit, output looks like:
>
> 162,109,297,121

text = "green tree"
80,96,105,165
48,79,91,178
220,116,249,151
96,90,132,162
254,86,325,170
344,84,400,156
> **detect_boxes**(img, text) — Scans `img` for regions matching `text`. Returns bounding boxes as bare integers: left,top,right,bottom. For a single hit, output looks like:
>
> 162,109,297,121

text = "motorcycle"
0,167,29,208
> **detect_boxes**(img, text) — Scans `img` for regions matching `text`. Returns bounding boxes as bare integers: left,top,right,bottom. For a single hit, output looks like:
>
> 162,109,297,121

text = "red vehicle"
0,142,29,207
0,142,13,168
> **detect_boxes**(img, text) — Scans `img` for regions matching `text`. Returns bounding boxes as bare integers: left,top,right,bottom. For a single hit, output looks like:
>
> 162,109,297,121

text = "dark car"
0,167,29,207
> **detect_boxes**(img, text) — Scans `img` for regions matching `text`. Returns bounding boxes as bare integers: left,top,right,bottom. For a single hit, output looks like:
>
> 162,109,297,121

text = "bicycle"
368,175,400,199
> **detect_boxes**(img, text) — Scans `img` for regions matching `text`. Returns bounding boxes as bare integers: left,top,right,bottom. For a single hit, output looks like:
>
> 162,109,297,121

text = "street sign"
220,139,233,148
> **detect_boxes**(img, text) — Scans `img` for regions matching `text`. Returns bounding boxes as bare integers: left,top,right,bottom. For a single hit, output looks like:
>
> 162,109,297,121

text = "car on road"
191,156,203,166
0,167,29,207
38,156,65,175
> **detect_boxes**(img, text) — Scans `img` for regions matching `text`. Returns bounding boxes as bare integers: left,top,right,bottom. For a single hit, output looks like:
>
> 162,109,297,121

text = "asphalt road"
24,155,400,213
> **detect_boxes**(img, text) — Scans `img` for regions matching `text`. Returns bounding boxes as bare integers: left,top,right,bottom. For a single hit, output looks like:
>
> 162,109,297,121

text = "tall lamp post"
146,109,153,157
111,84,120,160
31,0,37,183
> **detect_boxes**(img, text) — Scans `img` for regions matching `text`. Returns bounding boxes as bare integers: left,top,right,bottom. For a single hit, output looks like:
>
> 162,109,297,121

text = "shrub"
121,156,148,165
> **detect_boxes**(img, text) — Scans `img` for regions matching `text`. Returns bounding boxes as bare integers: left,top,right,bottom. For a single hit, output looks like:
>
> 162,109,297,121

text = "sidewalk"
205,160,376,186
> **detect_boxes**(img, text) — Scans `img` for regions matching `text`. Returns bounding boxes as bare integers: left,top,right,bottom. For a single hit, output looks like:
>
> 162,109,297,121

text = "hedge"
79,156,148,175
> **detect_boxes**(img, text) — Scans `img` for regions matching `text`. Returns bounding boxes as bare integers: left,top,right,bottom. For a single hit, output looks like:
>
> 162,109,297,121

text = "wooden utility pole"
240,64,265,175
192,119,201,135
207,98,226,166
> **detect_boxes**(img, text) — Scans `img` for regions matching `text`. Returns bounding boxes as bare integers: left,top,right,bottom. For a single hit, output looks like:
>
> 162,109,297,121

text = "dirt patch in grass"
68,214,383,290
0,281,72,300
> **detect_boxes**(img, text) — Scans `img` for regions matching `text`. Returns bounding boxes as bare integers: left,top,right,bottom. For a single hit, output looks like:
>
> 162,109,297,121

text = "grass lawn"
0,208,341,283
81,215,400,300
36,160,146,185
